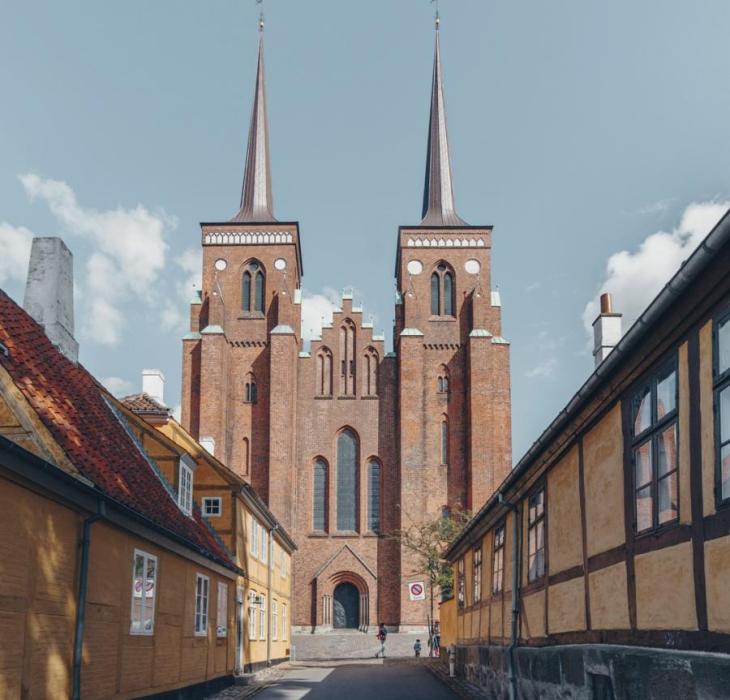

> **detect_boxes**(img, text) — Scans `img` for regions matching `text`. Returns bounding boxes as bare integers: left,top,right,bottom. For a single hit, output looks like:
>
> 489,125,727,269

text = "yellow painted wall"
547,577,586,634
520,591,545,639
704,536,730,633
547,447,582,574
439,597,456,648
699,321,716,517
588,562,629,630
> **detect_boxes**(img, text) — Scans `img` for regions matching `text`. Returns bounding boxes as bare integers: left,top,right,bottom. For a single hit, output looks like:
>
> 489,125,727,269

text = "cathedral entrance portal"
333,582,359,629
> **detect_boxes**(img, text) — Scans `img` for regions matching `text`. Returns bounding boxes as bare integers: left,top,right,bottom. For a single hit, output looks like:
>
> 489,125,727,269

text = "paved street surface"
249,660,460,700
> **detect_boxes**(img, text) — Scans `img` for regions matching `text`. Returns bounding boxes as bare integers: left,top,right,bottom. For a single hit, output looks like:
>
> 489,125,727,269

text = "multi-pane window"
716,313,730,503
130,550,157,635
248,591,257,640
242,260,265,313
259,594,266,640
194,574,209,636
217,582,228,638
251,518,259,558
492,524,505,594
472,545,482,604
280,548,286,578
431,264,455,316
437,370,449,394
313,459,328,531
282,604,287,640
261,528,268,564
630,361,679,532
202,497,222,518
457,558,465,607
368,459,381,533
178,460,193,516
272,600,278,641
441,418,449,466
244,374,258,404
527,488,546,582
336,429,358,531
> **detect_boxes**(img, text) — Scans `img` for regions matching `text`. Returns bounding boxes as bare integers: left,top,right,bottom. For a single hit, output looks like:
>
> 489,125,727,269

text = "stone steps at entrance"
292,632,434,661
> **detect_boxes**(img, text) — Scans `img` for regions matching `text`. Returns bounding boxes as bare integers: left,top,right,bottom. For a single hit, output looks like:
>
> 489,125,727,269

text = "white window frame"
203,497,222,518
282,603,287,641
129,549,157,635
280,549,286,578
251,517,259,558
217,582,228,637
194,573,209,636
178,459,194,516
248,591,257,640
272,600,278,641
259,594,266,640
261,528,268,564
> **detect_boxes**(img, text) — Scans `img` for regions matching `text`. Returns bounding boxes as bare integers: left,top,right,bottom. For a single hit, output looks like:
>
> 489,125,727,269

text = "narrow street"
231,661,461,700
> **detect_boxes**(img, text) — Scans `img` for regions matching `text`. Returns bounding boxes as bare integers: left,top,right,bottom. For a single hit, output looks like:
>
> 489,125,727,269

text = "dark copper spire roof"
420,26,467,227
231,34,276,223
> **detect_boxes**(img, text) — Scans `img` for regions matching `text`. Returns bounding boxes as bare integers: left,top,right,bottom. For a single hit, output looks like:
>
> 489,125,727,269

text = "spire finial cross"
256,0,264,32
431,0,440,30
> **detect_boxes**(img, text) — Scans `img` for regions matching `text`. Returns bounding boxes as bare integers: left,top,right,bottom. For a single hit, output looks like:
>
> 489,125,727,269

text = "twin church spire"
231,17,466,226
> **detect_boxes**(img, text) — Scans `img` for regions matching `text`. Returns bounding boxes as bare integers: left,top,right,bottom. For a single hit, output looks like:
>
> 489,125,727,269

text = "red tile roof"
0,290,236,571
121,392,170,418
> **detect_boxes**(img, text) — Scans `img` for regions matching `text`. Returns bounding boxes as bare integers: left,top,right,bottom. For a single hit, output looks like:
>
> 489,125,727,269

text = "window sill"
238,313,265,320
314,395,333,400
331,531,360,538
361,395,379,400
429,316,456,322
337,396,357,400
308,531,329,538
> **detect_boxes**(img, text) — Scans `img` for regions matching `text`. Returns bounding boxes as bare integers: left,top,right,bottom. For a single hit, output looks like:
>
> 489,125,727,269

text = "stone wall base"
452,643,730,700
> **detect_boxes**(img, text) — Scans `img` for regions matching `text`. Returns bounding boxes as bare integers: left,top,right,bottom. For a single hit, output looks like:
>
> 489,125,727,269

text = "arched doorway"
333,582,359,629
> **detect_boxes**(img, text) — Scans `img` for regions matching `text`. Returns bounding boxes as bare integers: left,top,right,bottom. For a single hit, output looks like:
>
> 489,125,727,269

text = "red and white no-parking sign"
408,581,426,601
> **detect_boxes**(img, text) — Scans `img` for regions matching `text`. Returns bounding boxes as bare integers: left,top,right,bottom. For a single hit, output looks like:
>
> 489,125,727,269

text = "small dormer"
177,453,198,516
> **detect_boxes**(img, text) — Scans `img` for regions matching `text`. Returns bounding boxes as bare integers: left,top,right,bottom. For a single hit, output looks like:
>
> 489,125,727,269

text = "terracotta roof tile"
0,290,236,571
121,392,170,418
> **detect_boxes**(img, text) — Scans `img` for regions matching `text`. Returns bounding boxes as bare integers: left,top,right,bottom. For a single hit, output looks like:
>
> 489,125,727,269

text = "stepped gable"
0,289,236,571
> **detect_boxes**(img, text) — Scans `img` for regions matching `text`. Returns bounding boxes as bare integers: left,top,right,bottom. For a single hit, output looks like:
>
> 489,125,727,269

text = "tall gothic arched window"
244,372,257,404
431,263,455,317
242,260,265,313
339,320,356,396
437,365,449,395
316,347,333,396
313,458,328,532
441,416,449,466
336,429,358,531
367,459,381,533
363,347,379,396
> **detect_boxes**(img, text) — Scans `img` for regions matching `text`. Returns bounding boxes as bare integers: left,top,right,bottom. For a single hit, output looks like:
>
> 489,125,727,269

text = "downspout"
72,500,105,700
498,492,520,700
267,523,279,668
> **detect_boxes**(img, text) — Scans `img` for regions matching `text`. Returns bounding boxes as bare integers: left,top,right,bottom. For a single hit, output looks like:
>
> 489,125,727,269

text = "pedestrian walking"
414,639,422,657
375,623,388,658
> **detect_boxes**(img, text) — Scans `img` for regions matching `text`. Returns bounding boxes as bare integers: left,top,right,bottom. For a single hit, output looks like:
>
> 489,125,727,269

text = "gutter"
72,499,106,700
498,493,520,700
445,208,730,559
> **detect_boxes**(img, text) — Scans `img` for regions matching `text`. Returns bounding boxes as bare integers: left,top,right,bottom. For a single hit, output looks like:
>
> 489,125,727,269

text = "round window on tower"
214,258,227,271
407,260,423,276
274,258,287,271
464,259,481,275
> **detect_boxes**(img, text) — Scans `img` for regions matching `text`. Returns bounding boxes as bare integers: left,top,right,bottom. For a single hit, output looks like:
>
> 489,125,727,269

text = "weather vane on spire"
256,0,264,32
431,0,440,30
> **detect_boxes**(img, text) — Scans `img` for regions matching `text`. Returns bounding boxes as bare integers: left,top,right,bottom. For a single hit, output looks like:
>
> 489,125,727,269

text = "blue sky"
2,1,730,460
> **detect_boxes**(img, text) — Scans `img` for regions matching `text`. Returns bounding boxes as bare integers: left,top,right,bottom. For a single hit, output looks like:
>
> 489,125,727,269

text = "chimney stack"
142,369,165,405
23,237,78,363
592,292,622,367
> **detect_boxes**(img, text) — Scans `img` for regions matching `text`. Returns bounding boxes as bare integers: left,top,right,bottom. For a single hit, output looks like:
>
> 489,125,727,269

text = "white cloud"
101,376,134,396
160,300,187,332
525,281,541,293
19,173,176,345
0,223,34,285
583,200,729,342
300,287,342,342
524,329,563,379
526,357,557,379
175,248,202,301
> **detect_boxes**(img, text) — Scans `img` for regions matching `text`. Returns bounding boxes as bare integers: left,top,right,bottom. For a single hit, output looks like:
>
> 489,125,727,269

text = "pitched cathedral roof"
231,32,276,224
420,22,467,227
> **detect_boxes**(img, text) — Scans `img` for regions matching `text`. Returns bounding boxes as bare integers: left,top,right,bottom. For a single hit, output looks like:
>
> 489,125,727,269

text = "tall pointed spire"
420,18,467,227
231,23,276,223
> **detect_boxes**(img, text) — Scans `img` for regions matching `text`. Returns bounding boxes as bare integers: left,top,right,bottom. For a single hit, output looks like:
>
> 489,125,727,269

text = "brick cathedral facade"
180,28,512,631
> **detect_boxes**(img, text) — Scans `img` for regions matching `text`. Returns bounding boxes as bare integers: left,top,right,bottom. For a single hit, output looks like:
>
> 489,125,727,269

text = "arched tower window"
367,459,381,533
339,320,356,396
316,347,333,396
363,347,379,396
441,416,449,466
336,429,358,531
437,365,449,395
431,263,455,317
244,372,257,404
242,260,265,313
313,459,328,532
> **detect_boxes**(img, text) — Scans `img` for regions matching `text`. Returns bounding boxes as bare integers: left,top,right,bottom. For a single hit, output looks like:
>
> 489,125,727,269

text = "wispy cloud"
101,376,134,396
524,330,564,380
0,223,34,285
583,200,729,342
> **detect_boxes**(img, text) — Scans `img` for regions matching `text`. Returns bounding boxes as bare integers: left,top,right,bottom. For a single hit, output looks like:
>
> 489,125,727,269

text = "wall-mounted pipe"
72,500,105,700
267,523,279,668
498,492,520,700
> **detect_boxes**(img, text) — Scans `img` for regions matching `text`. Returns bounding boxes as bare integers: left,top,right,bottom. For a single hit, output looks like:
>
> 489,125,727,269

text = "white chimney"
23,237,78,363
142,369,165,405
592,293,622,368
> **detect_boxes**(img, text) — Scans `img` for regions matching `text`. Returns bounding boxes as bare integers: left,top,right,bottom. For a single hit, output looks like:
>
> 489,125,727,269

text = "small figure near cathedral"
375,623,388,658
414,639,422,658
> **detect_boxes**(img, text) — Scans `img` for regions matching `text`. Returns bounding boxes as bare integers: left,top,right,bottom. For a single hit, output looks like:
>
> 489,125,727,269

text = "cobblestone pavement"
206,660,463,699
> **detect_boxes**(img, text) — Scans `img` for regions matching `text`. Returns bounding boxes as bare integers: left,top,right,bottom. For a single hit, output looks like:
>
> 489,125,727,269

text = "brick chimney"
142,369,165,406
592,292,622,367
23,237,78,363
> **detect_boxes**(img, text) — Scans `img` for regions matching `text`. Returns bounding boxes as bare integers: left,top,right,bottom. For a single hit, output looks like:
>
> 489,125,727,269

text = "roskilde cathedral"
180,22,512,632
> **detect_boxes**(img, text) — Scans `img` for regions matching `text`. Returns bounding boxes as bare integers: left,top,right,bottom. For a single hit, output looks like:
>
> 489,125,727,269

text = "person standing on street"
414,639,422,658
375,623,388,658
